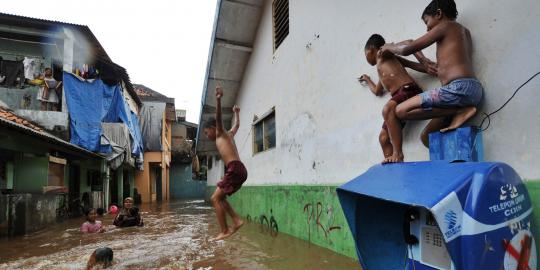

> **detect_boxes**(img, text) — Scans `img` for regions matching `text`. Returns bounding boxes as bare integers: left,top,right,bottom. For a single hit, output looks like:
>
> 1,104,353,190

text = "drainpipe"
101,160,110,210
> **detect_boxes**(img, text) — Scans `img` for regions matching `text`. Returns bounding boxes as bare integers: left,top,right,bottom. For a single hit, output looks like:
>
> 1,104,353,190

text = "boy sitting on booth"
380,0,484,156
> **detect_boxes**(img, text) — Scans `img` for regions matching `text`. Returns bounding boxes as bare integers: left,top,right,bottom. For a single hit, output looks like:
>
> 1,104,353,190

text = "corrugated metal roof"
195,0,264,155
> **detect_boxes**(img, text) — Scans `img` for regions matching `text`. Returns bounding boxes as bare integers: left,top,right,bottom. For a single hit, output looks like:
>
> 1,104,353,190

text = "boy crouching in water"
359,34,435,163
203,86,247,241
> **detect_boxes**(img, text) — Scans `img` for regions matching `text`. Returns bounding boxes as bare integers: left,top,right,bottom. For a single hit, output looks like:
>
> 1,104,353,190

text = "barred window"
273,0,289,51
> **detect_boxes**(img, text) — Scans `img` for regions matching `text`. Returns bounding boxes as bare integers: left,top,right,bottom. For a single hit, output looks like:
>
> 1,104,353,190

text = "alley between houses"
0,200,358,270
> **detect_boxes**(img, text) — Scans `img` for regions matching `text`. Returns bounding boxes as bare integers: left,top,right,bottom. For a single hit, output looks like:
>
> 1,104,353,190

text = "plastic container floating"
337,161,537,270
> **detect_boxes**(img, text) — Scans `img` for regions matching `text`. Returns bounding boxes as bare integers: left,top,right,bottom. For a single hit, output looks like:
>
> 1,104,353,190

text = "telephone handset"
403,208,420,245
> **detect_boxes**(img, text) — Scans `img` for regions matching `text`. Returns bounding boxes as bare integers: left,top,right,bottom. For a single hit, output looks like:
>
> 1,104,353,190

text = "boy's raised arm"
229,105,240,136
215,86,225,135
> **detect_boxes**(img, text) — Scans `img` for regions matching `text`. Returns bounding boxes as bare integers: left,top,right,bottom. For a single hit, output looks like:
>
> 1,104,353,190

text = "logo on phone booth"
444,210,461,239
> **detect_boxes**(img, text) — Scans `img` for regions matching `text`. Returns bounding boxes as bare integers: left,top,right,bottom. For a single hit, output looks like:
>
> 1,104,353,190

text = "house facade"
197,0,540,258
134,84,175,203
0,13,144,236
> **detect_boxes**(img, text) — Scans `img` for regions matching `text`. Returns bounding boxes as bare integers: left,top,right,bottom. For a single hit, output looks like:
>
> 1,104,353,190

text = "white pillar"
62,28,74,73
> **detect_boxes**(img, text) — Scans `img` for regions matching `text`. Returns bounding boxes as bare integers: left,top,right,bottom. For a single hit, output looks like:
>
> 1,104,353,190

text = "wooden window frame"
252,108,276,155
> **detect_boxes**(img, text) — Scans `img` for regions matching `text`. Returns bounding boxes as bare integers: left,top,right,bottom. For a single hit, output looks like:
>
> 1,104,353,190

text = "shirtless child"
381,0,483,149
203,86,247,241
359,34,435,163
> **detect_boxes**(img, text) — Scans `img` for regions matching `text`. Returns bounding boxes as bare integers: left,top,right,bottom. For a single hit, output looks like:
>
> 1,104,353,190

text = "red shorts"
382,82,423,131
217,160,248,196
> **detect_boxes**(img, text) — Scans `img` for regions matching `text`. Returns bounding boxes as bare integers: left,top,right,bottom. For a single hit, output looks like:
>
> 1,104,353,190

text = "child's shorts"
420,78,483,110
217,160,248,196
382,82,423,131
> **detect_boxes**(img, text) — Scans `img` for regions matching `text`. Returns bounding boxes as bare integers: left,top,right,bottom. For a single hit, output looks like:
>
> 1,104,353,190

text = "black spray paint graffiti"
246,209,279,237
303,202,341,244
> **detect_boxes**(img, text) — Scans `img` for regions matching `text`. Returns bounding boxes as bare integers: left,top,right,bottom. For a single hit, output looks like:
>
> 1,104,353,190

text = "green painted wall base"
525,180,540,261
206,185,357,259
206,181,540,261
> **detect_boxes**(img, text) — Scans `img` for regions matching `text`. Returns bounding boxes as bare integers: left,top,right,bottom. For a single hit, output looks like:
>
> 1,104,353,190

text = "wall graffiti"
303,202,341,244
246,209,279,237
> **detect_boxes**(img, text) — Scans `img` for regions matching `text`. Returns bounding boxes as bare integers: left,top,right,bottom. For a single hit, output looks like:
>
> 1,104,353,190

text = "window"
88,170,103,191
48,163,65,186
253,110,276,154
272,0,289,51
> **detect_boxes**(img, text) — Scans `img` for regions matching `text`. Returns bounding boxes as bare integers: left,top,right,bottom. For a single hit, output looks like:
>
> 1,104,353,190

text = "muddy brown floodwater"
0,200,359,270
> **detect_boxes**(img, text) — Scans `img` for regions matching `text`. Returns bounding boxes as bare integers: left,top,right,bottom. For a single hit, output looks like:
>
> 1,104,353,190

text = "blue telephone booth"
337,161,537,270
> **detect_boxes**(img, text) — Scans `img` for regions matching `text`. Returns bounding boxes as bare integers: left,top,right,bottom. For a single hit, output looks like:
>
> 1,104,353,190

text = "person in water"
113,197,143,227
81,208,105,233
87,247,113,269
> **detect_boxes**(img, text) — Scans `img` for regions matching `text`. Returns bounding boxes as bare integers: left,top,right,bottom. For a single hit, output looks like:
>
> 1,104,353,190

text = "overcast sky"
2,0,218,122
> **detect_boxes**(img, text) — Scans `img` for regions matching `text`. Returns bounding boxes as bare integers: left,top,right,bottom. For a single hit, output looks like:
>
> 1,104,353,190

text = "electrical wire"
238,127,253,154
478,71,540,131
409,244,416,270
403,244,410,270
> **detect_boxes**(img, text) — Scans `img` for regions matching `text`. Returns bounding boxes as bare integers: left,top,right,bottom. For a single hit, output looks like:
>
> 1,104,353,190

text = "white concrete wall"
214,0,540,185
207,157,224,186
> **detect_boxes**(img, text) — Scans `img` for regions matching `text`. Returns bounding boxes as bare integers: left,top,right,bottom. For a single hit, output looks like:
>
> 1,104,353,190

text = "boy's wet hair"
94,247,113,267
422,0,458,20
365,34,386,50
204,117,216,129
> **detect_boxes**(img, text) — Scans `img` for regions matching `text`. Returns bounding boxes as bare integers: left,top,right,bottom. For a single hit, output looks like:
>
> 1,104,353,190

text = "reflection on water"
0,200,358,270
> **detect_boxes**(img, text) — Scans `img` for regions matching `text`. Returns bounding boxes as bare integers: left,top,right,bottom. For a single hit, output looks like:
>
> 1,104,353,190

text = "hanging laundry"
23,57,42,80
1,60,24,87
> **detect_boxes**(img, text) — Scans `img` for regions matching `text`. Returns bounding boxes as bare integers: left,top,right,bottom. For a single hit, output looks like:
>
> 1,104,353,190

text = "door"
123,169,130,200
109,169,118,205
68,164,80,216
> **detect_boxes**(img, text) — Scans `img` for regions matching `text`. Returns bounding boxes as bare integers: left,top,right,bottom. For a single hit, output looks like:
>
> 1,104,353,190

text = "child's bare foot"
382,152,404,164
211,230,232,241
232,218,244,234
440,107,476,133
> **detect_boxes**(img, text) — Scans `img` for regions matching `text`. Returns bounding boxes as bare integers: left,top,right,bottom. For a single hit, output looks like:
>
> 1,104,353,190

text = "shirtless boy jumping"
381,0,483,151
203,86,247,241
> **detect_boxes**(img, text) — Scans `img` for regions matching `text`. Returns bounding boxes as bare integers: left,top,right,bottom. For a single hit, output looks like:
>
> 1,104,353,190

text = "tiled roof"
0,108,43,132
0,107,102,158
133,84,175,104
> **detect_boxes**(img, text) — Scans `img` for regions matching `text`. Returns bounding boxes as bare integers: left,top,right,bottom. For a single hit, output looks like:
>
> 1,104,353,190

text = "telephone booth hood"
337,161,536,270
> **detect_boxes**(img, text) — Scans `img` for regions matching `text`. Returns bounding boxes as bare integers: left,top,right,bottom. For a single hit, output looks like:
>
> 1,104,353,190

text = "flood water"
0,200,358,270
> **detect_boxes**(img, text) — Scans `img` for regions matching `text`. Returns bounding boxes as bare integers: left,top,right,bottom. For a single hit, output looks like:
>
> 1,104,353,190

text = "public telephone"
405,207,454,270
338,161,537,270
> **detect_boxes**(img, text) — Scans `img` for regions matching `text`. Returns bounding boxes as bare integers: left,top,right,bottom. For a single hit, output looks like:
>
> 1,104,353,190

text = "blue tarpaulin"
63,72,144,166
337,161,536,270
